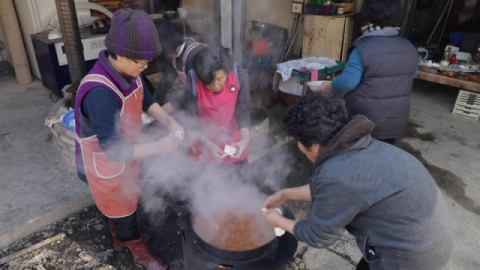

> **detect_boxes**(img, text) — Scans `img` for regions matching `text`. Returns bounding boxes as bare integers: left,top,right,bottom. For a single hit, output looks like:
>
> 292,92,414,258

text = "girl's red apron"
76,74,143,218
190,67,249,165
172,40,206,83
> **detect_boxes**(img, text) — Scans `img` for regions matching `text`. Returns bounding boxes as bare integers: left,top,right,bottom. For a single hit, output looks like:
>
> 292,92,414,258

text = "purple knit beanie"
105,8,162,60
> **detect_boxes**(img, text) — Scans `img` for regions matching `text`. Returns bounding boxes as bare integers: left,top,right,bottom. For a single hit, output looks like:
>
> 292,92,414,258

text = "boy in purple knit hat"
74,8,183,270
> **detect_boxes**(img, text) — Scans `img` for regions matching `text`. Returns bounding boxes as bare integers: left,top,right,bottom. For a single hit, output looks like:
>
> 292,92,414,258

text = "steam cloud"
136,108,296,245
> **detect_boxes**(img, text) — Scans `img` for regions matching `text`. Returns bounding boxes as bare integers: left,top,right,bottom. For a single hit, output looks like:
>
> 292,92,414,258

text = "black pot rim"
189,212,280,262
177,206,299,268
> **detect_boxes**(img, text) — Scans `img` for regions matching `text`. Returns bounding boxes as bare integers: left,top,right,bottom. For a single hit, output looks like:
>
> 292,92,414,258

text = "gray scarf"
314,115,375,169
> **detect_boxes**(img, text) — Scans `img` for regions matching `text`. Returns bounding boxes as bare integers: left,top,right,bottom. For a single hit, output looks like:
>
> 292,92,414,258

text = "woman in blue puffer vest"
316,0,418,145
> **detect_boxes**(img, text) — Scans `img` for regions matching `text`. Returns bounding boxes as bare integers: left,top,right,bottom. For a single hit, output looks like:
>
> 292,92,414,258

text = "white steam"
135,108,296,247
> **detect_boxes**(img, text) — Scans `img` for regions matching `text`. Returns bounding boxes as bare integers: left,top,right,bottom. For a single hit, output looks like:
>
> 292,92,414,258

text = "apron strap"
173,42,206,72
189,69,198,97
182,43,206,70
233,64,238,79
80,74,125,101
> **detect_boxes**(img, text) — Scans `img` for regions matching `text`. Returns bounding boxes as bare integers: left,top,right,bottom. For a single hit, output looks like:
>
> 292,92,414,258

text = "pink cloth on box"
299,67,318,81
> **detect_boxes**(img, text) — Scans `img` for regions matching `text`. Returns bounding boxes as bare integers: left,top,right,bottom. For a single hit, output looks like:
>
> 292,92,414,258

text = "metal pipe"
400,0,417,38
284,15,304,61
55,0,87,85
232,0,245,64
426,0,453,45
220,0,233,49
28,0,41,33
220,0,226,46
436,0,454,47
282,13,299,61
240,0,246,55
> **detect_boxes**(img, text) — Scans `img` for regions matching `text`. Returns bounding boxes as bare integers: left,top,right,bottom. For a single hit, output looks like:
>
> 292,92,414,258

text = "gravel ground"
0,201,186,270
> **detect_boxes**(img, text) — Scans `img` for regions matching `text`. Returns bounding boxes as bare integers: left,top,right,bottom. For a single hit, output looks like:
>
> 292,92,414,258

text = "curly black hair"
283,93,352,148
361,0,402,28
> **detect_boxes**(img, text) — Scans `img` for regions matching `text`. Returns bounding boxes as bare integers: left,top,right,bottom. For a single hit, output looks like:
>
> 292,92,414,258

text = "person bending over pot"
74,9,184,270
144,18,206,108
172,44,251,168
261,93,453,270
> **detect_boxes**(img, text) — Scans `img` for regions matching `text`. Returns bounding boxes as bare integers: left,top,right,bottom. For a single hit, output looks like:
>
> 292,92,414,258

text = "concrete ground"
0,69,479,269
0,75,92,249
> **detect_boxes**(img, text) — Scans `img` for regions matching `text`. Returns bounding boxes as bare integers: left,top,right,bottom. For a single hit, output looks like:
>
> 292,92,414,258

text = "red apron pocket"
93,152,126,179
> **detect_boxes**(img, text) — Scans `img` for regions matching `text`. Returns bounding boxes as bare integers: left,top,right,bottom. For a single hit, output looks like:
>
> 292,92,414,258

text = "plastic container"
449,31,465,47
306,80,328,91
291,60,346,80
279,91,300,106
177,8,189,18
440,48,452,71
243,39,269,56
450,53,457,65
62,110,75,131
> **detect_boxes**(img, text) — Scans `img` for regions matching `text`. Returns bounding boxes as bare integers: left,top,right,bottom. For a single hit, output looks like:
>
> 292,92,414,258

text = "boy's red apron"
191,70,249,165
76,74,143,218
172,40,206,83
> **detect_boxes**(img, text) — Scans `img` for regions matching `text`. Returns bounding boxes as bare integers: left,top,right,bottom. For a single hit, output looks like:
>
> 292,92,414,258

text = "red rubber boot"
124,235,168,270
108,220,151,251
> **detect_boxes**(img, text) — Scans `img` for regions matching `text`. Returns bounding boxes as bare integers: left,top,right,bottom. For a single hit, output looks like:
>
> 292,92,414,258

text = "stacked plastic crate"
452,90,480,120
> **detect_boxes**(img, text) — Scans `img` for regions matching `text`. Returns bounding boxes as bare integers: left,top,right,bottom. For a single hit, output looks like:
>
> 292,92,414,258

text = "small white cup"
337,6,345,15
177,8,189,18
306,80,327,91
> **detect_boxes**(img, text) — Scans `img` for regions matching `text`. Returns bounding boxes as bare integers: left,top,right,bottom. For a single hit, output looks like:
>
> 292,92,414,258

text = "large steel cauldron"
177,207,298,270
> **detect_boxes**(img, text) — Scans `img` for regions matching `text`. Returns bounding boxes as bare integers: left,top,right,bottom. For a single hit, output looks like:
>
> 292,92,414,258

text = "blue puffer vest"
344,30,418,139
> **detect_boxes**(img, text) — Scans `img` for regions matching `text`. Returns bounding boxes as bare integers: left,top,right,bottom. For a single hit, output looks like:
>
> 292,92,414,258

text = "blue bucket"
449,31,465,47
62,110,75,131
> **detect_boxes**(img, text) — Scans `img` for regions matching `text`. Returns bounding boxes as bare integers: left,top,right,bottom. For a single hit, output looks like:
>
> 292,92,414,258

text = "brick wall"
51,123,76,167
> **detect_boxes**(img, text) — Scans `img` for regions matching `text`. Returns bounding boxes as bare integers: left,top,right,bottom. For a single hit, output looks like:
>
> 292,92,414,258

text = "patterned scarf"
361,24,402,35
361,24,383,35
